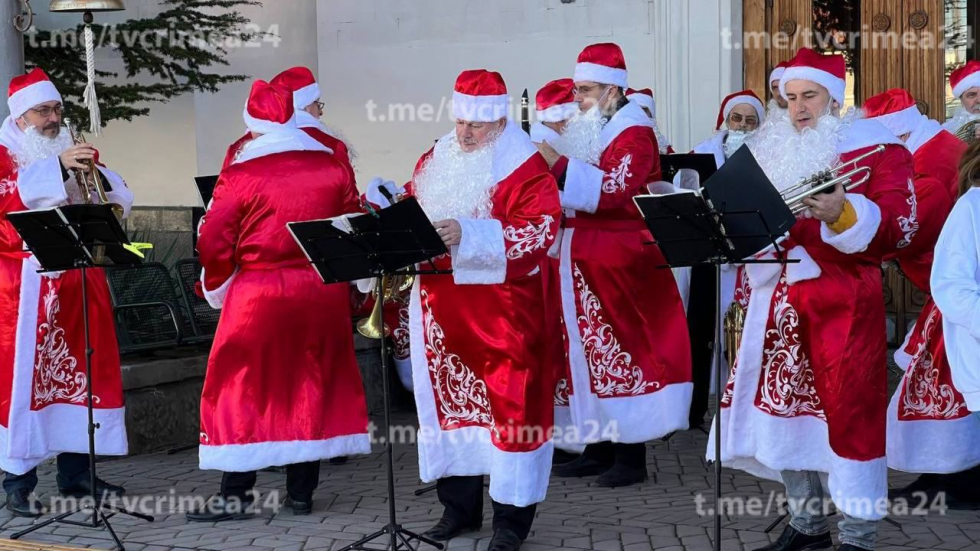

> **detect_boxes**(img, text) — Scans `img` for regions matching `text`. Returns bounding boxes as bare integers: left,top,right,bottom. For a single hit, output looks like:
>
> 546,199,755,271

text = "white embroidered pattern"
900,307,965,419
554,378,570,406
392,300,411,361
33,281,94,407
504,215,555,260
757,274,825,419
896,178,919,249
602,154,633,194
0,177,15,196
574,265,659,397
422,290,495,428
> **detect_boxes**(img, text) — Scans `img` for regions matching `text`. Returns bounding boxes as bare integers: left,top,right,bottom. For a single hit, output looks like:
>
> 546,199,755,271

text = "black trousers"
686,265,717,428
436,476,536,540
2,453,90,495
220,461,320,503
581,441,646,468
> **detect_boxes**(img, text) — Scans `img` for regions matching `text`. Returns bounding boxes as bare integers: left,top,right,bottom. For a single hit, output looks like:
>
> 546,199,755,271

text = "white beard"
552,105,606,164
766,99,789,121
14,126,72,169
414,134,497,222
723,130,752,159
945,106,980,132
746,107,854,194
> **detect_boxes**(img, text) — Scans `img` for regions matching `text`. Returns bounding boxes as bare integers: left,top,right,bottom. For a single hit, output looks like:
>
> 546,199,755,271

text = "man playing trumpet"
708,49,917,551
0,68,134,517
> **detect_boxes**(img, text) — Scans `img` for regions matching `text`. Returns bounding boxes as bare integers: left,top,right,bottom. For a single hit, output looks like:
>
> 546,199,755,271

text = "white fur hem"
820,193,882,254
886,390,980,474
561,158,603,213
199,434,370,472
201,267,238,309
452,218,506,285
16,156,69,209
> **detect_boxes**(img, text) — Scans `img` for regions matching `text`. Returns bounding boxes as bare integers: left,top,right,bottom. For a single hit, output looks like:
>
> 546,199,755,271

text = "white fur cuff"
365,177,402,208
201,267,238,309
452,218,506,285
561,158,603,214
820,193,882,254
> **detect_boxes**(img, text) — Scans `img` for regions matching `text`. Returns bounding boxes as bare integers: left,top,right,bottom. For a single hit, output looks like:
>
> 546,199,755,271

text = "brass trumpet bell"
955,119,980,145
49,0,126,12
356,274,415,340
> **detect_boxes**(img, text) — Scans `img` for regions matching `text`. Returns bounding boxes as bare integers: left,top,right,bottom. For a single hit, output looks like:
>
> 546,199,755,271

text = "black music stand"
288,196,449,551
634,146,797,551
6,204,154,551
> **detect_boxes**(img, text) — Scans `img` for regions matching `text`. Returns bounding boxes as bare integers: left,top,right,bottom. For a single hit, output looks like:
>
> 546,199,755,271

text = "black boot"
596,443,647,488
754,525,832,551
5,489,44,518
284,496,313,515
421,514,482,541
488,528,523,551
552,442,613,478
185,494,255,523
58,476,126,500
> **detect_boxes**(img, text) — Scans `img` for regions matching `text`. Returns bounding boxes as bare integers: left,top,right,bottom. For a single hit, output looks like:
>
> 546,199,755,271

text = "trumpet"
723,301,745,369
954,119,980,145
779,145,885,215
64,118,123,221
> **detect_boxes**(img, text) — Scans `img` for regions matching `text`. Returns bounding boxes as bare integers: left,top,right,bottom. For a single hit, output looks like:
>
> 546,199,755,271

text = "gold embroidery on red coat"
574,265,659,397
422,290,494,428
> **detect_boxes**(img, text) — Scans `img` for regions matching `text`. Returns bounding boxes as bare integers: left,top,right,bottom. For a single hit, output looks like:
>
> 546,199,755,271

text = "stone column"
1,0,27,120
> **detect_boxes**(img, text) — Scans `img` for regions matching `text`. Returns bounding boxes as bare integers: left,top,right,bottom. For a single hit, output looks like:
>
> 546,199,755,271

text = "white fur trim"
537,102,579,123
769,67,786,87
452,92,509,123
894,327,916,372
8,80,62,120
6,260,42,461
365,177,402,208
871,105,924,138
556,232,692,446
820,193,882,254
600,100,654,150
293,82,320,110
452,218,506,285
779,66,846,106
16,156,69,209
492,121,538,185
886,390,980,474
98,165,134,219
200,433,370,472
837,119,904,154
242,106,299,135
905,119,944,155
953,72,980,99
723,95,765,126
530,122,561,145
672,266,691,312
574,62,628,89
553,405,586,453
408,283,551,506
692,130,727,171
627,93,655,117
785,246,822,285
234,128,330,164
707,272,888,520
561,158,603,213
200,267,238,309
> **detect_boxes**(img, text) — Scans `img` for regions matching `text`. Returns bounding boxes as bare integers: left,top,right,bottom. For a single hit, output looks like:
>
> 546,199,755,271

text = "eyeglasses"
314,101,325,111
30,104,64,118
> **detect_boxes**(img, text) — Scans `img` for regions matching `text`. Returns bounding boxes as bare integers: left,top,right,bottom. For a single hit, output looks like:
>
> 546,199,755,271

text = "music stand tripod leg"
712,261,724,551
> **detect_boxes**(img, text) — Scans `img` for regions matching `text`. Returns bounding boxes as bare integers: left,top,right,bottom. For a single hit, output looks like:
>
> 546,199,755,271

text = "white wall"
317,0,743,185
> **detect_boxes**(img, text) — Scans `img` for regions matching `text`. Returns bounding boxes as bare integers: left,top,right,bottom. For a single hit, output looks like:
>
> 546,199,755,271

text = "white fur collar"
837,118,903,155
234,128,331,165
530,122,561,145
0,116,25,157
434,120,538,185
601,100,655,151
905,118,944,155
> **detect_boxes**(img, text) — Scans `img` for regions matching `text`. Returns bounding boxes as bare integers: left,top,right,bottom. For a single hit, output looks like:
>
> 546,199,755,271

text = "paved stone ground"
1,410,978,551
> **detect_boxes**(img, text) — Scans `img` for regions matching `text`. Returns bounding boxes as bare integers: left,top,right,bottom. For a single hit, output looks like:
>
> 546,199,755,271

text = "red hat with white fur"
863,88,924,137
7,68,63,120
716,90,765,130
271,66,321,111
242,80,297,134
574,43,628,88
950,61,980,99
626,88,656,117
769,61,791,88
778,48,847,106
535,79,577,123
452,70,509,122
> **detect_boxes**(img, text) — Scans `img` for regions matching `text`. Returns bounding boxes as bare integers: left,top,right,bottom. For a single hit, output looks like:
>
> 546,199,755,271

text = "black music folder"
660,153,718,184
287,197,447,284
195,175,219,207
7,204,141,271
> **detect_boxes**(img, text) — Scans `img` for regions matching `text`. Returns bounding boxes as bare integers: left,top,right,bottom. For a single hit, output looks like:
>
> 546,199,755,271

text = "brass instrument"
64,118,123,220
722,302,745,368
356,187,415,339
779,144,885,216
955,119,980,145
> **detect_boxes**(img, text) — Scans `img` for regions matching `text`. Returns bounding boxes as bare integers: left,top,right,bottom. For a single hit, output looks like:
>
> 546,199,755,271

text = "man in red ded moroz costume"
189,80,369,522
708,48,919,551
